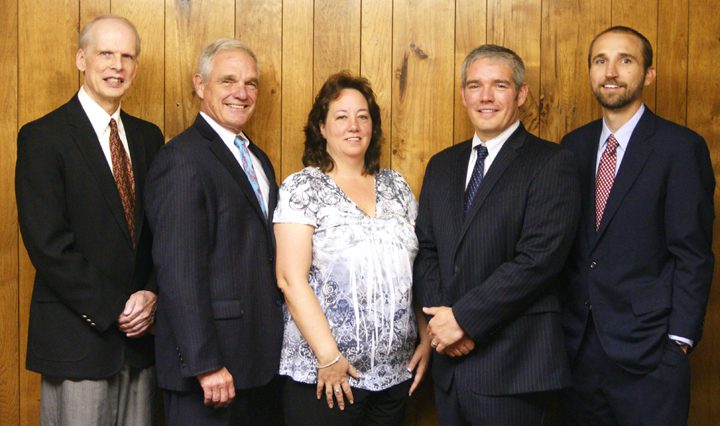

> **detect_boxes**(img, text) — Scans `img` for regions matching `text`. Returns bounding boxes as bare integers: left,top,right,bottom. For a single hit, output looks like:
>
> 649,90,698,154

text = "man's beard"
593,79,643,110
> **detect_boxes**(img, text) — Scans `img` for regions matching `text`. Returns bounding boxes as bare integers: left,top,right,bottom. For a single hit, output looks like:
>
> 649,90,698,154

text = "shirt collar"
600,104,645,151
78,86,122,134
200,111,248,147
471,120,520,151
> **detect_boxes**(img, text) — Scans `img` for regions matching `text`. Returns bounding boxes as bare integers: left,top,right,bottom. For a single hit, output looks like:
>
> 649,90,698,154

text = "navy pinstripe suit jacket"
414,124,580,395
145,115,284,392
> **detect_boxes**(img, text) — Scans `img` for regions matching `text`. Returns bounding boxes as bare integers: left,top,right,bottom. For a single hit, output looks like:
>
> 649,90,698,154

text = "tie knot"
109,118,118,132
475,144,489,160
234,135,246,149
606,134,619,151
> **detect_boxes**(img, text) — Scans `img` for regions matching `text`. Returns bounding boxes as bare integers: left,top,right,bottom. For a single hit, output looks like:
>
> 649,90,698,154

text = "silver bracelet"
317,353,341,369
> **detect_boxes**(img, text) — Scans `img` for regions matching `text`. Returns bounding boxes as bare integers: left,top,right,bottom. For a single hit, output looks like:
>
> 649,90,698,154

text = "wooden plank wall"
2,1,718,424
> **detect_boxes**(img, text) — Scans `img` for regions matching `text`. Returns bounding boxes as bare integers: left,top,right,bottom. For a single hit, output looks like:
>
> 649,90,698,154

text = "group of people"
15,13,713,426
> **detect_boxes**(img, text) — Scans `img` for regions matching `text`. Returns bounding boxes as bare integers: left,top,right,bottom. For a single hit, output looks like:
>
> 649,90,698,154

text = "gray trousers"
41,364,155,426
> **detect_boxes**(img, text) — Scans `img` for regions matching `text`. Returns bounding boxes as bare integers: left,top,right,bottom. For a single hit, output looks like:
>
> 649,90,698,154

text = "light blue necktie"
234,136,267,217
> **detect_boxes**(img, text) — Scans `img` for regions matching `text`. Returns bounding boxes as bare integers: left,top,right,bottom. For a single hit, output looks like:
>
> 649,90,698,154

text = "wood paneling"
688,1,720,425
281,0,313,178
488,0,542,135
392,0,455,195
239,0,283,180
115,0,165,129
0,0,18,424
454,0,486,144
361,0,393,168
18,2,79,424
539,0,607,141
656,0,688,125
4,1,720,424
165,0,235,140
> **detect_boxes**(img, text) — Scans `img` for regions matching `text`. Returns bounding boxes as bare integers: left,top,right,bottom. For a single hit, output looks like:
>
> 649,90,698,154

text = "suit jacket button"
589,261,597,269
584,300,592,310
454,265,460,273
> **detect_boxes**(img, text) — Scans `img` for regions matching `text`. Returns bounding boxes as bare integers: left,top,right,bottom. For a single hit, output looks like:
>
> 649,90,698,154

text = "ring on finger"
431,341,438,349
334,386,342,394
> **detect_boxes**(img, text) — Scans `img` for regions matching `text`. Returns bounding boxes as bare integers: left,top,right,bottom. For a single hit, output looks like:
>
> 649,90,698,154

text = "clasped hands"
117,290,157,338
423,306,475,357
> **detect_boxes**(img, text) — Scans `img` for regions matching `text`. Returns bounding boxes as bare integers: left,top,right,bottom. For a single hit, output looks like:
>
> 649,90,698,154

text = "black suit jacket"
414,124,580,395
561,107,715,374
16,95,163,379
145,114,284,392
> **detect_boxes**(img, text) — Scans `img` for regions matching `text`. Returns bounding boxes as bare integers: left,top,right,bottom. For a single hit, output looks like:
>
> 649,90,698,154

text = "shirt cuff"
668,335,694,347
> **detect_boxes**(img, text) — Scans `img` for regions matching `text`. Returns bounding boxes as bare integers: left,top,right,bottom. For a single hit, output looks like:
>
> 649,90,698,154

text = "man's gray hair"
79,15,141,56
196,38,258,83
460,44,525,88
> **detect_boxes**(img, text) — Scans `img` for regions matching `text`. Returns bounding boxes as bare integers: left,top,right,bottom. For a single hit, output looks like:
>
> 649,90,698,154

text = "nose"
348,117,360,131
605,61,619,78
110,53,123,70
233,84,249,100
480,86,494,102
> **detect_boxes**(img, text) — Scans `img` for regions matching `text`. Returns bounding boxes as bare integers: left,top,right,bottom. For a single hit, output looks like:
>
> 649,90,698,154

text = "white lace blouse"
273,167,419,391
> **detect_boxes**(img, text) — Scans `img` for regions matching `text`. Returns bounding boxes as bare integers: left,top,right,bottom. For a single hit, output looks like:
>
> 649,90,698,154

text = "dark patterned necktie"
109,118,136,243
595,134,619,230
464,145,490,213
234,136,267,217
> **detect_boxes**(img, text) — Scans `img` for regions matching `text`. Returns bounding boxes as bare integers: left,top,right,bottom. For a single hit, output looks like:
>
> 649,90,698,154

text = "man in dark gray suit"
414,44,580,425
145,39,284,425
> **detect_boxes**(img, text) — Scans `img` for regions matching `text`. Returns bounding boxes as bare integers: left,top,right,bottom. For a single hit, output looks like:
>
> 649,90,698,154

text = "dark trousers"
563,316,690,426
283,377,411,426
433,380,551,426
163,375,284,426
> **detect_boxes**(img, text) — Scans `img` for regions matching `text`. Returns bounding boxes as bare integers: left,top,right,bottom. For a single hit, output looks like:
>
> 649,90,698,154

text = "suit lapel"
592,109,655,245
195,115,269,228
450,140,472,232
451,126,525,256
65,96,134,247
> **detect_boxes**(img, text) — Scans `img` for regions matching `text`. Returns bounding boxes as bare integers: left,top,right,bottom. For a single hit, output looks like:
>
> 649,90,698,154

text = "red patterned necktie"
109,118,136,243
595,134,619,230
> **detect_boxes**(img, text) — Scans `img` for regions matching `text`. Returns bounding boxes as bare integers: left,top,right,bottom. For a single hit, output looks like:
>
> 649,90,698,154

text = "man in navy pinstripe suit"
414,44,581,425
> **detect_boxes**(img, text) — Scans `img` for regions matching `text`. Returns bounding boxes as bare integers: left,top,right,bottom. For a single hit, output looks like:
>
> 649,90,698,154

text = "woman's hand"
316,354,361,410
407,335,432,396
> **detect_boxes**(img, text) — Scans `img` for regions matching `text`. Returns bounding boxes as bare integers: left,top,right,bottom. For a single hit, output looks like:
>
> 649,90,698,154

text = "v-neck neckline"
323,169,378,219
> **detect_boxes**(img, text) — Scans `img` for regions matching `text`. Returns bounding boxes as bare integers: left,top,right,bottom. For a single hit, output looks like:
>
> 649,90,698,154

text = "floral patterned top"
273,167,419,391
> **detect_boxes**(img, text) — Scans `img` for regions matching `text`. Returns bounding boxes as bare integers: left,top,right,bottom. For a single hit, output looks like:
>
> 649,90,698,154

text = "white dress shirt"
199,111,270,211
464,120,521,189
77,86,132,173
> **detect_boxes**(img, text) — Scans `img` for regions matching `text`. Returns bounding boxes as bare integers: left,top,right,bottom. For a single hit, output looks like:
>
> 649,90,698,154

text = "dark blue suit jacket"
414,124,580,395
145,114,284,392
561,107,714,374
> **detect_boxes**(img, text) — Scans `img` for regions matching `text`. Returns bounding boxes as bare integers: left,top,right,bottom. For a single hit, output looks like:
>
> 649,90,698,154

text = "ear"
460,86,468,108
76,49,86,72
516,83,529,107
192,73,205,99
643,66,657,87
319,122,327,139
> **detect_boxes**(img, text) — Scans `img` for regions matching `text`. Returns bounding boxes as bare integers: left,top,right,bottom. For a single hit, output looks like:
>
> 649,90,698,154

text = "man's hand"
442,335,475,357
423,306,465,353
198,367,235,408
118,290,156,337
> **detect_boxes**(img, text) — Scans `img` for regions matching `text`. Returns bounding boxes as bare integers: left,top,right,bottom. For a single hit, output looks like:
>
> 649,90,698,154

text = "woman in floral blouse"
273,71,431,425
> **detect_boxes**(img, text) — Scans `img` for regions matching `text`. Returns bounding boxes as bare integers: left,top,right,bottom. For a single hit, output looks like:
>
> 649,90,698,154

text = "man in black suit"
16,15,163,425
413,44,580,425
561,26,714,426
145,38,284,425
